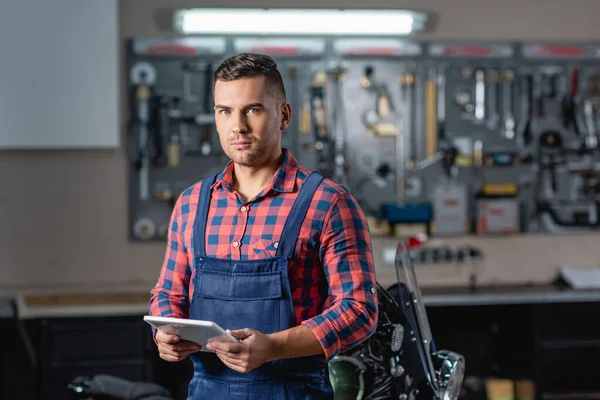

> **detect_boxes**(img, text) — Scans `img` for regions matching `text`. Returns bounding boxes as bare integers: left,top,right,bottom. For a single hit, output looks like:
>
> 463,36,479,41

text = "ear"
280,102,292,131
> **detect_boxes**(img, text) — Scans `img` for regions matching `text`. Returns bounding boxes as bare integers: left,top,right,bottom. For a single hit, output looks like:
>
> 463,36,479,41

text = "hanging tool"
561,68,580,137
312,73,328,138
486,68,500,130
399,68,417,169
414,65,426,163
133,217,157,241
167,97,183,168
327,63,350,188
436,66,449,150
583,100,598,150
535,70,562,118
586,73,600,97
537,131,564,197
425,68,437,158
454,68,473,116
310,72,333,177
299,90,312,134
130,62,157,202
471,139,485,189
286,65,301,154
360,65,398,136
518,73,534,150
502,69,516,140
399,66,422,198
435,65,459,178
474,68,486,122
200,62,214,156
150,95,169,168
182,61,208,103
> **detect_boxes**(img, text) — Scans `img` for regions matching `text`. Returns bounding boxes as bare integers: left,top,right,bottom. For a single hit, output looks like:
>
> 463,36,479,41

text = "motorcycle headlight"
432,350,465,400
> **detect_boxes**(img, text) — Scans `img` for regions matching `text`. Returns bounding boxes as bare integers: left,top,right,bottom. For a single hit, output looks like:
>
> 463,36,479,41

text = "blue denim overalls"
187,171,334,400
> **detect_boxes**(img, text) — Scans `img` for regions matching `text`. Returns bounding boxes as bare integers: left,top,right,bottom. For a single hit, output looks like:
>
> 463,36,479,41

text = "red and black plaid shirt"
149,149,378,361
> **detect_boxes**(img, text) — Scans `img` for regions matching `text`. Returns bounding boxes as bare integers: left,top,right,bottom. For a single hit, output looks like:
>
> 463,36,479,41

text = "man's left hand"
206,328,277,373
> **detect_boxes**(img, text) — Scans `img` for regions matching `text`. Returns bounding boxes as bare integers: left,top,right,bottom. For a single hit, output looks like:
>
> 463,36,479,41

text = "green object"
328,356,366,400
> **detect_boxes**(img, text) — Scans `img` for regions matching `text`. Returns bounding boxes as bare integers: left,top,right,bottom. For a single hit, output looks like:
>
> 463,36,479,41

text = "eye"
218,109,230,115
247,108,260,114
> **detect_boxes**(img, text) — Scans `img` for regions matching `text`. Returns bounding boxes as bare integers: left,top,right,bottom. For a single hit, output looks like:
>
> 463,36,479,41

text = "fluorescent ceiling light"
174,8,428,36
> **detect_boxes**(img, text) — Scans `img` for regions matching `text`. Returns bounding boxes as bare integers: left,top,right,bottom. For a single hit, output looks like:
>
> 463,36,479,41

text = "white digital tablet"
144,316,240,352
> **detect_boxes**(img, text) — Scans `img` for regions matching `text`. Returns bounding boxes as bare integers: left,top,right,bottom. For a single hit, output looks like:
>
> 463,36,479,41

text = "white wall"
0,0,119,149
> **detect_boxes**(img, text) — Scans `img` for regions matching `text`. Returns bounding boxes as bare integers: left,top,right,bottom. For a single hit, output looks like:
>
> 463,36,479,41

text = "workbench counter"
5,283,600,319
420,284,600,306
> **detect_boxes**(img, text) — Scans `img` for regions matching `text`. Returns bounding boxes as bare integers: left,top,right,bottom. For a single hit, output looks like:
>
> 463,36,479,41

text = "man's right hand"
155,329,202,362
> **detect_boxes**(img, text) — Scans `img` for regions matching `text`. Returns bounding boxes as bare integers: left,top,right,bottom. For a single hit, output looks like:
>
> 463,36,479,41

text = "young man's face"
213,76,290,168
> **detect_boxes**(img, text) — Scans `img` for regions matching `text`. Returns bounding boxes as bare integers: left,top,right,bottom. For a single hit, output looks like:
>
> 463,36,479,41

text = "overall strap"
194,173,219,258
276,172,325,258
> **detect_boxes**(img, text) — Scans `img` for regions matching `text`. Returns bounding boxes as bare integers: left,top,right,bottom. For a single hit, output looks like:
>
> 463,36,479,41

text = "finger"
159,345,199,362
227,328,254,340
160,352,186,362
216,353,248,373
161,343,198,353
157,344,182,358
159,340,199,355
159,347,184,361
156,329,180,344
207,341,244,354
159,338,201,351
173,340,202,352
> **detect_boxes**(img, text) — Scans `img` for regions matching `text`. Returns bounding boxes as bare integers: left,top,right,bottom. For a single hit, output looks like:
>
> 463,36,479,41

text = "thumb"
227,328,254,340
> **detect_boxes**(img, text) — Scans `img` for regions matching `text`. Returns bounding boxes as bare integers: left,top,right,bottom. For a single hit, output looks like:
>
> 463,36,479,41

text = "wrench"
474,69,486,121
503,69,516,139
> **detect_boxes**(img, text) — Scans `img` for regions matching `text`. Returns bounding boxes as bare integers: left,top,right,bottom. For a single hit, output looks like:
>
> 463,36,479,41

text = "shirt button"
240,206,247,212
274,242,279,249
232,241,239,248
371,287,376,294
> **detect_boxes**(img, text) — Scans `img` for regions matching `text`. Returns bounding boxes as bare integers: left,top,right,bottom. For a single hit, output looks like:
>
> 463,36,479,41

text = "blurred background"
2,0,600,399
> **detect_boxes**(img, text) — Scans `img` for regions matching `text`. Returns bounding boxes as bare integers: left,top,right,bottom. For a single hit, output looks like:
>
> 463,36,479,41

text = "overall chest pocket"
196,270,284,333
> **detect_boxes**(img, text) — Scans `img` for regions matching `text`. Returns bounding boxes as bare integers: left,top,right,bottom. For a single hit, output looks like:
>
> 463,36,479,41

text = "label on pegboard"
234,38,325,56
333,39,422,56
522,43,600,59
132,37,227,56
477,198,519,234
429,43,513,58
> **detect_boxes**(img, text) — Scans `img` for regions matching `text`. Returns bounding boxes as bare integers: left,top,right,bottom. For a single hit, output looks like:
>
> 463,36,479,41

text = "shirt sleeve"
149,193,192,320
301,191,379,361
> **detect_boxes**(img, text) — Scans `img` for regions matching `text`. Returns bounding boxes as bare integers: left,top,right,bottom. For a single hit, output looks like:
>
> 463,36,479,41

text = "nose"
231,112,249,134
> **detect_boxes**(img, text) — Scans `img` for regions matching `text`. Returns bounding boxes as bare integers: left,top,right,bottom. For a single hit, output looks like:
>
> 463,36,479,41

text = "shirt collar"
212,148,298,194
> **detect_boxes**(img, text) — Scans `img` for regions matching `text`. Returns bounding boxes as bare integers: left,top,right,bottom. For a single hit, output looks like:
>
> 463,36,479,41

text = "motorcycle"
327,240,465,400
67,374,175,400
68,241,465,400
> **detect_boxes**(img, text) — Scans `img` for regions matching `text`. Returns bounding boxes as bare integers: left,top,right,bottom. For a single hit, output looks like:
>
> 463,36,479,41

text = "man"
149,53,378,399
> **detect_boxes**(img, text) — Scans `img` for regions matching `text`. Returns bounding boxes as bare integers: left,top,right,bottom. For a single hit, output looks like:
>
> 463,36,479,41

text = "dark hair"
213,53,286,102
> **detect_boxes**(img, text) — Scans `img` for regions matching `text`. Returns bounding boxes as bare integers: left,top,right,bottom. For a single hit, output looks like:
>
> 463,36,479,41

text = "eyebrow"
214,103,266,110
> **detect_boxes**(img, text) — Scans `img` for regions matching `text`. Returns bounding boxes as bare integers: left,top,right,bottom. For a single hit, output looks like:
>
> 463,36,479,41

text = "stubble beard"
227,137,277,168
227,121,281,167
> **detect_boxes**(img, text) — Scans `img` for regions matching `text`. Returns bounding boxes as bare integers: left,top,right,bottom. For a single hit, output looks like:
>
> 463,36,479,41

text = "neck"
233,148,283,199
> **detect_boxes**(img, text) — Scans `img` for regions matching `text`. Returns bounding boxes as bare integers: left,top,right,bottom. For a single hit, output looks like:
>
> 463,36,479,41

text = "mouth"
231,141,252,150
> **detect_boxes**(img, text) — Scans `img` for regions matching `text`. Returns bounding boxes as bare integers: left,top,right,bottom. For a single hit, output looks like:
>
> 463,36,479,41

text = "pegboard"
126,37,600,241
